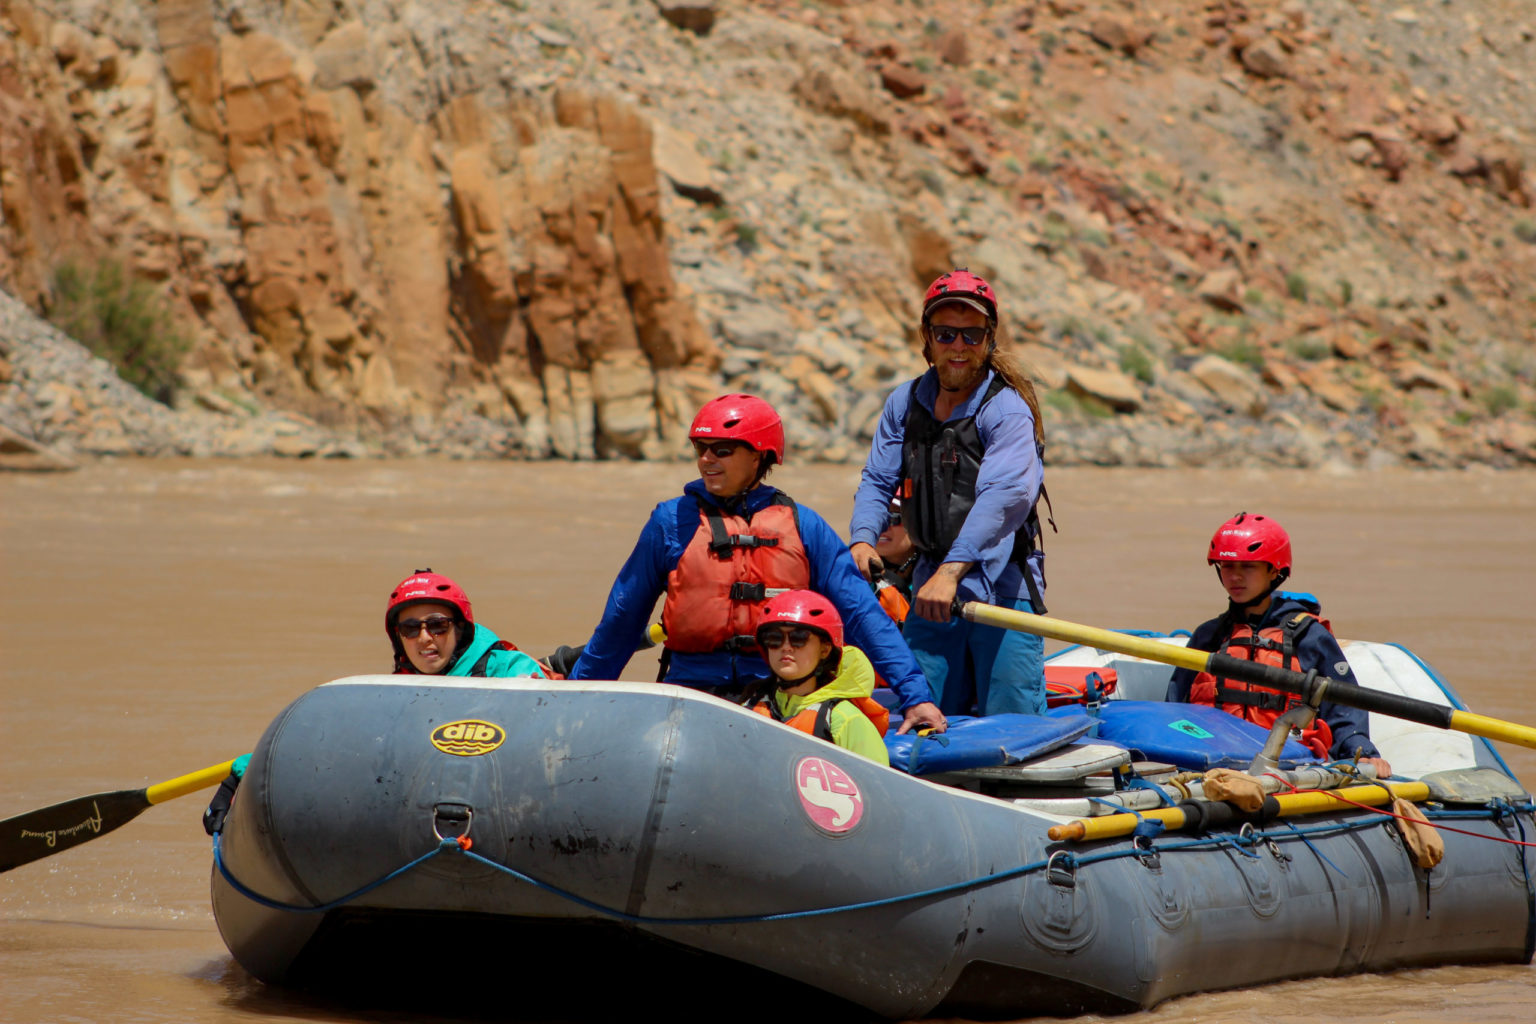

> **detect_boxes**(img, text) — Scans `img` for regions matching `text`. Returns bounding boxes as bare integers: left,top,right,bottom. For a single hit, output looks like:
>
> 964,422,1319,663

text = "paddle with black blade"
957,601,1536,751
1,759,236,873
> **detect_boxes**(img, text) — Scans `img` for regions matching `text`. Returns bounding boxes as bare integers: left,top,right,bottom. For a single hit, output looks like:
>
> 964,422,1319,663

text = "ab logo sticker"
1169,719,1215,739
430,720,506,756
794,756,864,834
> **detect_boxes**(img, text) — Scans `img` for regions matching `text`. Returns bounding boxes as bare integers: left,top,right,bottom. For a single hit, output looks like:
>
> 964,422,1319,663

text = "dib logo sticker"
430,720,506,756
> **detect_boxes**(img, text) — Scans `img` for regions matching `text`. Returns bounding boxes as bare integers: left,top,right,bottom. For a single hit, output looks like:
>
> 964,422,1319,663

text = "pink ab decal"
795,756,864,833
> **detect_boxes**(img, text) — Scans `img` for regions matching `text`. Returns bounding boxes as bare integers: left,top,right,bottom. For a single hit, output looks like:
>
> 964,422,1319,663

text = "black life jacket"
467,640,519,677
901,375,1049,612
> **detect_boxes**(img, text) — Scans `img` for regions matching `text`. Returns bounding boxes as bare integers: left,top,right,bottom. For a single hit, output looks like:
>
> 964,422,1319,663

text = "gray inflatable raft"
212,674,1535,1019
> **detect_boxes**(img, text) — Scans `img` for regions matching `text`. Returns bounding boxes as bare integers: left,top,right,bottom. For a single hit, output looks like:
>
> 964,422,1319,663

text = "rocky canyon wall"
1,0,717,458
3,0,1535,469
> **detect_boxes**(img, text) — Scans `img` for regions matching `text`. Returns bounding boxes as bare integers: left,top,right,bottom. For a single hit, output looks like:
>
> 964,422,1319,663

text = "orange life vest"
661,494,811,654
1189,610,1334,758
752,695,891,740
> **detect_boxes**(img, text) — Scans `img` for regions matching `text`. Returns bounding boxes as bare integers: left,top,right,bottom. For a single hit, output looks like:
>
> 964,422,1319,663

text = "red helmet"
755,589,844,648
385,569,474,632
689,394,786,466
1207,513,1292,572
923,269,998,324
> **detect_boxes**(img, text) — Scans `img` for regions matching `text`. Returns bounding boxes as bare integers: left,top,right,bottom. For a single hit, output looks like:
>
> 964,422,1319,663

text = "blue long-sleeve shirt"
1165,595,1380,760
849,368,1045,604
569,479,937,711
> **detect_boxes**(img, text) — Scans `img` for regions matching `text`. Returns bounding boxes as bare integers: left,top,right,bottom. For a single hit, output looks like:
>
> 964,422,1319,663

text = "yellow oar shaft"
963,604,1211,673
145,759,236,805
1051,782,1430,842
1449,710,1536,749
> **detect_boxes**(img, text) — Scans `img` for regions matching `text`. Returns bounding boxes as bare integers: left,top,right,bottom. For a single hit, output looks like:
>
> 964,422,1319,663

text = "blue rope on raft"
211,800,1535,927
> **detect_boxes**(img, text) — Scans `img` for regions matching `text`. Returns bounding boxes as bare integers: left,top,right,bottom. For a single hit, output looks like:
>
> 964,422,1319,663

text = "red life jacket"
1189,610,1335,758
752,695,891,740
661,493,811,654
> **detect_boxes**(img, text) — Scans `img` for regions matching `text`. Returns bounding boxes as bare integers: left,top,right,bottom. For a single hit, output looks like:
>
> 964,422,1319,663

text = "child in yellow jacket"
751,590,890,766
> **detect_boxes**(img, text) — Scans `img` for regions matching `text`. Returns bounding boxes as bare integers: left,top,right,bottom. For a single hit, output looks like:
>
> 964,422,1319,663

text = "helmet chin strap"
775,667,820,688
1219,566,1291,613
774,654,835,689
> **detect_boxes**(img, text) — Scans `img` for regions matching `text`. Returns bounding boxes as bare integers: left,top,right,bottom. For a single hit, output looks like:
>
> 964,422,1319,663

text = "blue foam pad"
885,713,1094,776
1048,701,1316,770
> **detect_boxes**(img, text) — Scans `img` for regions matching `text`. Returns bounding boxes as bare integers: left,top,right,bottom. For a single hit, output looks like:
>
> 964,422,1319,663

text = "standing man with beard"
848,270,1051,717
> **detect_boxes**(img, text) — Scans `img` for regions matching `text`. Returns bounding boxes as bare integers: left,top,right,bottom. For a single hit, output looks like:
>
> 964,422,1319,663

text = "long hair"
989,347,1046,446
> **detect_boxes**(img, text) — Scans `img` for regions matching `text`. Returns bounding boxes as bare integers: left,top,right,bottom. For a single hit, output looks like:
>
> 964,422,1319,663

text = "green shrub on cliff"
47,259,190,405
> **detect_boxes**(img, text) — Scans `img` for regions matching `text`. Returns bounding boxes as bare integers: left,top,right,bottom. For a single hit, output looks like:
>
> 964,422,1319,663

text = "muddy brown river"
2,460,1533,1022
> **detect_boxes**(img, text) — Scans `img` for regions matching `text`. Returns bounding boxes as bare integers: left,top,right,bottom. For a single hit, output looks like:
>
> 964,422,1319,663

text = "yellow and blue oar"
1,759,235,873
958,601,1536,752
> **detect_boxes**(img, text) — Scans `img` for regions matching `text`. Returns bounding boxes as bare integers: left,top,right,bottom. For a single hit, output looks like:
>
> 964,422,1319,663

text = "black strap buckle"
1217,684,1289,712
730,582,767,601
721,635,759,653
708,533,780,556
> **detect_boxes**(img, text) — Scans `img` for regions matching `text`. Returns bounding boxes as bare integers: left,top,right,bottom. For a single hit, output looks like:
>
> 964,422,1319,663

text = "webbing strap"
1122,776,1175,808
1279,819,1349,877
703,505,781,557
905,729,950,774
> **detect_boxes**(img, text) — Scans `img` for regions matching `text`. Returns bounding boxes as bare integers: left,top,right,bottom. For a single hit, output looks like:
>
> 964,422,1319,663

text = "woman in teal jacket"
386,569,545,678
204,569,540,835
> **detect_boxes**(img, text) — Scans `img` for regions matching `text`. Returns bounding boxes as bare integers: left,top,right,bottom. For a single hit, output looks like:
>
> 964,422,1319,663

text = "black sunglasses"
929,325,989,347
692,440,746,459
759,627,816,650
397,615,455,639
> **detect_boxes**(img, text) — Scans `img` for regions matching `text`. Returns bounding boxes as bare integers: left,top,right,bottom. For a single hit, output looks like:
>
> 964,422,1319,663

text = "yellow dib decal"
430,720,507,757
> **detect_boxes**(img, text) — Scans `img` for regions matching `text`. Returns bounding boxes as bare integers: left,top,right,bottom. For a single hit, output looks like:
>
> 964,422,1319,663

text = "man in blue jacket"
569,394,946,736
849,270,1050,717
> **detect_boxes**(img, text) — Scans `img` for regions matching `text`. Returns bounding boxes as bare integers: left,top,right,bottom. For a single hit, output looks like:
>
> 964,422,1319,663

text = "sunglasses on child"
397,615,455,639
692,440,747,459
929,325,989,347
759,627,817,650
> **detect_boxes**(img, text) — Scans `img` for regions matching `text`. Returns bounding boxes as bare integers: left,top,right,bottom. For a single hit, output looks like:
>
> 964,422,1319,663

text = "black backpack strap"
467,640,516,677
1280,612,1317,672
901,378,922,433
1038,480,1057,536
811,700,843,743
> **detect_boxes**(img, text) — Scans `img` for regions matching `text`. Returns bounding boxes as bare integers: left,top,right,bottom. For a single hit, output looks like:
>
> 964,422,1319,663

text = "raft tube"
212,675,1536,1019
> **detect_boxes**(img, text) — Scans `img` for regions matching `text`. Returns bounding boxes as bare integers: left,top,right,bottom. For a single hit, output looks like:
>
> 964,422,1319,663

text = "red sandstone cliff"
2,0,1533,467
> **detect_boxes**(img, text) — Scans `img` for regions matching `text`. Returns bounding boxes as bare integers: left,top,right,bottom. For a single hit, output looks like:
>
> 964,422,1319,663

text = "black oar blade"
0,789,152,873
